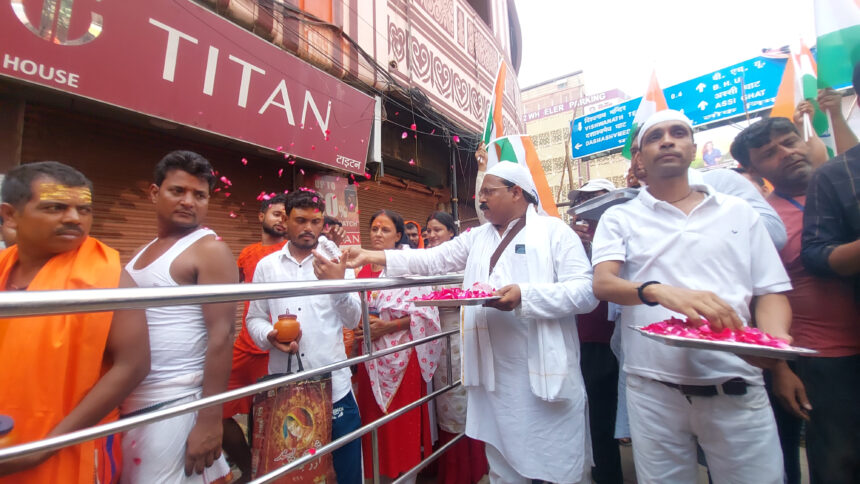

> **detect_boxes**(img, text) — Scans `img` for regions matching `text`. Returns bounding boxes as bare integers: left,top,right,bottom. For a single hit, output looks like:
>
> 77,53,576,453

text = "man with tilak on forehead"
0,161,150,483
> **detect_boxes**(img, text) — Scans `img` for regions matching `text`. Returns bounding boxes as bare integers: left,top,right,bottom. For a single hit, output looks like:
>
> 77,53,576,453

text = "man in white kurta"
347,162,598,483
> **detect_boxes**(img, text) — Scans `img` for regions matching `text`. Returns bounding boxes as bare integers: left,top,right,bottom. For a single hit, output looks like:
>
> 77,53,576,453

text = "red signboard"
1,0,375,174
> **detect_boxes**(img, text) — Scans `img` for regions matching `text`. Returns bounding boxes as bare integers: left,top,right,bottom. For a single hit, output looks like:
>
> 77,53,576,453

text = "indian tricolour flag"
481,62,507,146
487,135,559,217
771,44,836,156
622,71,668,159
814,0,860,89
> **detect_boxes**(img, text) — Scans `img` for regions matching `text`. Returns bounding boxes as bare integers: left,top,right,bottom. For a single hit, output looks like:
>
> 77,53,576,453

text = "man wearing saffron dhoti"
346,161,598,483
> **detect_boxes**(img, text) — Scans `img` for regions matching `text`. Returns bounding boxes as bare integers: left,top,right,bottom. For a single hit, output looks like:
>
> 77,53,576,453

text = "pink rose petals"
410,123,417,130
241,157,248,165
640,317,792,350
229,211,238,218
452,135,460,143
278,168,284,177
415,282,496,301
408,158,415,165
401,131,408,139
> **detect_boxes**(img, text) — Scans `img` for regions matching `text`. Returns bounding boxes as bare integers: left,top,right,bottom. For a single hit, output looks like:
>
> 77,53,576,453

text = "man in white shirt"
346,161,598,484
246,189,362,483
592,110,793,483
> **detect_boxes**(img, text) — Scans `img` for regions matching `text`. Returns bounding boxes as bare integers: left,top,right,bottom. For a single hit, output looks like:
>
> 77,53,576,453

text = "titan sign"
1,0,375,174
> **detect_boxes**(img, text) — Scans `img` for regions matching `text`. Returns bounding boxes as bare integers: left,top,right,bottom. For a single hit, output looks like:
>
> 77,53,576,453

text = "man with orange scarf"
0,162,150,483
404,220,424,249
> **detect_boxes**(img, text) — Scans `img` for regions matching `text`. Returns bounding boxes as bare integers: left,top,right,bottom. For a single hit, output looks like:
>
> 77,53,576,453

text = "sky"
514,0,818,97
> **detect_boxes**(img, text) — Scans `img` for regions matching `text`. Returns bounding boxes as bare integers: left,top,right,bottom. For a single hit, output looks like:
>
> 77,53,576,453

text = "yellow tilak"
39,183,92,203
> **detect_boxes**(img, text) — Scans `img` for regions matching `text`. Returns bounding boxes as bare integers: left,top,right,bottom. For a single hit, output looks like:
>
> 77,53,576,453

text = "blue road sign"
571,56,787,158
570,99,639,157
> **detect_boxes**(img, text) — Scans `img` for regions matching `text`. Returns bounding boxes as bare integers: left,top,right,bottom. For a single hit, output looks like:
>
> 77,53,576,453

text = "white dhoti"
120,374,231,484
485,444,591,484
465,315,591,483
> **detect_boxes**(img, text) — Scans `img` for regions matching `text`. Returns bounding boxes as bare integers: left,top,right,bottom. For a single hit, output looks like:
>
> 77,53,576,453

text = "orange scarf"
404,220,425,248
0,237,121,484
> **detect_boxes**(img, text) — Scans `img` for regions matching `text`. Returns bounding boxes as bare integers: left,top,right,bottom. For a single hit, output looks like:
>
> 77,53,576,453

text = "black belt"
658,378,748,397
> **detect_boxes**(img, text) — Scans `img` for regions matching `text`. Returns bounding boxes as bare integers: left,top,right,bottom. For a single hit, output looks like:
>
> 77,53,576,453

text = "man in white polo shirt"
592,110,793,483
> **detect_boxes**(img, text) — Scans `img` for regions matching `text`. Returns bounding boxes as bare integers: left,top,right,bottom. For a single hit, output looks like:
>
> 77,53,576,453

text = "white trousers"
626,374,783,484
485,444,588,484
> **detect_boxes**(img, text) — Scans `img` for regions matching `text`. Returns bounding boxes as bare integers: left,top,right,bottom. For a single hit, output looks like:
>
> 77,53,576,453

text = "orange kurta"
0,237,122,484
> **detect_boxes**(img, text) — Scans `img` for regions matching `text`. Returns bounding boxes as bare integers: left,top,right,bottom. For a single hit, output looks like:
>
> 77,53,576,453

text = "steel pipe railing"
0,328,458,463
392,431,467,484
0,274,468,484
250,381,463,484
0,274,463,317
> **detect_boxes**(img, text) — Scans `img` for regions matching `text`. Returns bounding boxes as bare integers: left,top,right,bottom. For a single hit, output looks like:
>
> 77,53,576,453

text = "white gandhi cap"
636,109,694,148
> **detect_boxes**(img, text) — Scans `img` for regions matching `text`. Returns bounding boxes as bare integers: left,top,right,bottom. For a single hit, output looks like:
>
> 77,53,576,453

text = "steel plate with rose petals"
411,282,500,307
632,317,818,360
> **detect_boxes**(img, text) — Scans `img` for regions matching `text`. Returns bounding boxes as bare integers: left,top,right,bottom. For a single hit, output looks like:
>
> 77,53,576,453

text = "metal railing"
0,274,466,484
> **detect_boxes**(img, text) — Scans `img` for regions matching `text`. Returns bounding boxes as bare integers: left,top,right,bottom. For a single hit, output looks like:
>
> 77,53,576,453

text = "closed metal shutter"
356,175,447,247
20,103,295,263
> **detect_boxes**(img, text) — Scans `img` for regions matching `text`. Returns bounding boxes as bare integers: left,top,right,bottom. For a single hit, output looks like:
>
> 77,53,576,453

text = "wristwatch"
637,281,660,306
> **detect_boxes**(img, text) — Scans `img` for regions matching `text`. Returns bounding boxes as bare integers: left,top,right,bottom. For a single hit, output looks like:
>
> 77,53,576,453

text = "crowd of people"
0,63,858,484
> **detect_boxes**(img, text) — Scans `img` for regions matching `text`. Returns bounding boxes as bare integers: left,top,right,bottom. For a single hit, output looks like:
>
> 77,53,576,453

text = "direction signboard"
570,98,638,156
571,56,787,158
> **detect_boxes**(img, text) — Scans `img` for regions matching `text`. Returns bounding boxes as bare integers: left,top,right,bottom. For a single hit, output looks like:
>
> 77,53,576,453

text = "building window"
466,0,492,28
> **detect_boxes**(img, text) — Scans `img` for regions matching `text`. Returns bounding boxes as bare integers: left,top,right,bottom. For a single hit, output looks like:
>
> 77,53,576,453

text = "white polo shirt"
247,238,361,402
592,184,792,386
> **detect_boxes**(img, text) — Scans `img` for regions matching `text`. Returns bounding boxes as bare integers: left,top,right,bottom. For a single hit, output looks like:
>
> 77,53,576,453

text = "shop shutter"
20,104,295,263
356,175,447,247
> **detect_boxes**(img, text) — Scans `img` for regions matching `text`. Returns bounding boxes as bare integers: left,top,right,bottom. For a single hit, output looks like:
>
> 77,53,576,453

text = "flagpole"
803,113,812,141
740,72,751,126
